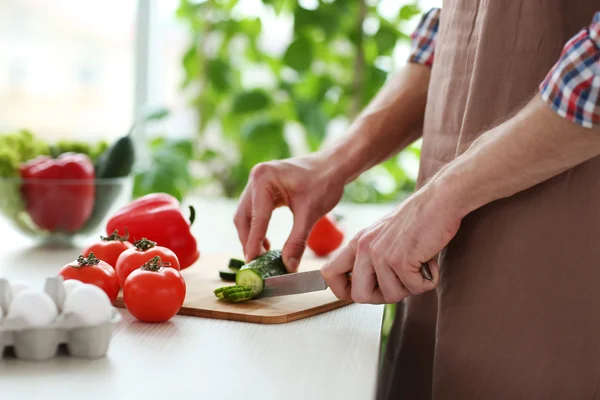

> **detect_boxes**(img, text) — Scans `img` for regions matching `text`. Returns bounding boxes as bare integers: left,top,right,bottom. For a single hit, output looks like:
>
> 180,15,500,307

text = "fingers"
372,258,409,304
282,211,314,272
396,259,440,295
245,186,275,262
233,183,252,251
321,240,356,301
351,245,386,304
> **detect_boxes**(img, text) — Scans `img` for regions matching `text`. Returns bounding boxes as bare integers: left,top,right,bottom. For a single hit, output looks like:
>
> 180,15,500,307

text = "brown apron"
377,1,600,399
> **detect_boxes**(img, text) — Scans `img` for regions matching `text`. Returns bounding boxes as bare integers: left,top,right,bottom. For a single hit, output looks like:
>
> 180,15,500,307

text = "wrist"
316,137,371,185
423,163,483,220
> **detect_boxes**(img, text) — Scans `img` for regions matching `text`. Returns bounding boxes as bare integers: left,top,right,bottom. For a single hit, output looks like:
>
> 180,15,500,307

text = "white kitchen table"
0,198,394,400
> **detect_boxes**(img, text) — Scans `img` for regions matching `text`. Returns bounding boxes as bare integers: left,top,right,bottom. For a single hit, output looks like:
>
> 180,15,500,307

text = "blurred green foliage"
175,0,422,202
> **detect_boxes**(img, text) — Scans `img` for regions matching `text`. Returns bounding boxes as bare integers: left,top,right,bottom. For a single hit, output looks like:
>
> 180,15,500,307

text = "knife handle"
345,263,433,281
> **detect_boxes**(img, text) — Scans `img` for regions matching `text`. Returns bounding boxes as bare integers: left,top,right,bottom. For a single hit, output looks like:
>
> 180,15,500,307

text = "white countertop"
0,198,393,400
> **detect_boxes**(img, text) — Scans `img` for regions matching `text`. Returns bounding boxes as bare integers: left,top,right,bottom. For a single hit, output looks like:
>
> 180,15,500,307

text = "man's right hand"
233,155,345,272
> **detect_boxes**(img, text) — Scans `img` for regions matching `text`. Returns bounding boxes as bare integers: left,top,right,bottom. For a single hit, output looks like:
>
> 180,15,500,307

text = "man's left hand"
321,185,462,304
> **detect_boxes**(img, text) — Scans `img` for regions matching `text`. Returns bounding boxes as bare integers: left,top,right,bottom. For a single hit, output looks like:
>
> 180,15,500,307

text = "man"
234,2,600,398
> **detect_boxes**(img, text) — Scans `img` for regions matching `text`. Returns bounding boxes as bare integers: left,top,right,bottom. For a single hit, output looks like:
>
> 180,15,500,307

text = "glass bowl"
0,176,133,246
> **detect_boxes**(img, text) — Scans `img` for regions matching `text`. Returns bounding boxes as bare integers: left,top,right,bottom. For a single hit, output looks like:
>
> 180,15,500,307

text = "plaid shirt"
409,8,600,129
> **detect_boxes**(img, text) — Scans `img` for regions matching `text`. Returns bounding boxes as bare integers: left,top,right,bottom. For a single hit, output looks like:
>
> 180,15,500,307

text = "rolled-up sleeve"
408,8,441,68
539,12,600,128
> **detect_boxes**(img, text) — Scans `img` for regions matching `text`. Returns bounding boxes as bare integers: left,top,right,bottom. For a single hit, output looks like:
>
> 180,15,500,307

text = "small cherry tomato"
123,256,186,323
58,253,120,304
307,214,344,257
81,230,133,269
115,238,180,288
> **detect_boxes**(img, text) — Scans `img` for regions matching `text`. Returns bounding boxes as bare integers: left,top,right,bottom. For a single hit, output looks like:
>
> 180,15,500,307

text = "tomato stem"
134,238,157,251
101,228,129,242
189,205,196,226
141,255,172,272
76,252,101,267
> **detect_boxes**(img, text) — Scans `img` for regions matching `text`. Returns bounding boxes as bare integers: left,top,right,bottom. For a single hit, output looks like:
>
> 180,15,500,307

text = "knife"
260,263,433,298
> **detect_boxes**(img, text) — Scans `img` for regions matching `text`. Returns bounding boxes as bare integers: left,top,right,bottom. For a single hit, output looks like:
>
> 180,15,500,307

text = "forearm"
431,95,600,218
320,63,431,184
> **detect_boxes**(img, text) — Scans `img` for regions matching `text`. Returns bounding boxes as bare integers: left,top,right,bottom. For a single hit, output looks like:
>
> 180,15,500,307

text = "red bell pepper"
105,193,200,269
19,153,95,232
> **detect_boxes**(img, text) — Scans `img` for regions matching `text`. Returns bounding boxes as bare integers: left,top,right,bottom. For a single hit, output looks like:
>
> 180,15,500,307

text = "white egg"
9,280,33,298
62,279,83,297
8,290,58,327
63,284,112,326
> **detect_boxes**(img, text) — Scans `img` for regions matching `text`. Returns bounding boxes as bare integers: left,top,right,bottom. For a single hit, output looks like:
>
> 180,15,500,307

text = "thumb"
282,212,314,272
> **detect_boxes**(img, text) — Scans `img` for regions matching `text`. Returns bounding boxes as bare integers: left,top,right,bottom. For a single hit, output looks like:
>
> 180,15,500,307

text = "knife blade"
260,263,433,298
261,270,327,297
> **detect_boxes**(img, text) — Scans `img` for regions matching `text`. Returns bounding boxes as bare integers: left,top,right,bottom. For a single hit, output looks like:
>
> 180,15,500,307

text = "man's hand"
321,186,460,303
322,95,600,304
234,155,345,272
233,64,432,272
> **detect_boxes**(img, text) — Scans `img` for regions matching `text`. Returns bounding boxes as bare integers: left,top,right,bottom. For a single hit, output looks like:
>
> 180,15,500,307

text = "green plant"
176,0,422,201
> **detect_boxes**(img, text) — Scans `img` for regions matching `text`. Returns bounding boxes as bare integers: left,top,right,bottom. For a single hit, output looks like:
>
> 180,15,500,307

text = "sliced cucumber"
214,285,253,302
235,269,264,297
222,285,250,296
228,258,245,270
235,250,288,297
214,287,226,299
225,290,253,303
215,251,288,302
219,268,239,282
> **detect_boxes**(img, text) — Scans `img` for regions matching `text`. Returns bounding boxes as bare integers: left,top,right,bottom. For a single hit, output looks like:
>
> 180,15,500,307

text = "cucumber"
81,128,136,233
214,285,253,302
95,128,136,178
219,268,238,282
214,287,226,299
228,258,244,270
225,290,254,303
235,250,287,297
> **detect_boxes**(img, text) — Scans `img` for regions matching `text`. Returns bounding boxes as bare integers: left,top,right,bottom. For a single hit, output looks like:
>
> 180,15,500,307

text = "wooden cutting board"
114,253,352,324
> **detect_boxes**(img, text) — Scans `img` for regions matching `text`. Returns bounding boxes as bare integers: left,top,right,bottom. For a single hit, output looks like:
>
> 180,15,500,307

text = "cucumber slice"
235,269,264,297
222,285,251,296
215,285,250,299
225,290,253,303
219,268,238,281
228,258,245,270
214,287,226,299
235,250,288,297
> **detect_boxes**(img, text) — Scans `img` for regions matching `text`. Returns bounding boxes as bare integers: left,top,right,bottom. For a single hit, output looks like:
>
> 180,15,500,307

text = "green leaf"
363,65,388,106
295,100,327,151
231,89,271,114
238,17,262,37
283,36,313,72
262,0,287,14
240,118,290,171
143,107,170,122
181,45,198,87
207,59,233,91
398,4,421,21
374,23,399,54
197,149,219,162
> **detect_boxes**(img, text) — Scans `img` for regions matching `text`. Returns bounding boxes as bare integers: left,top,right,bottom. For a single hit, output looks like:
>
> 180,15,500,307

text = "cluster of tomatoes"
58,230,186,323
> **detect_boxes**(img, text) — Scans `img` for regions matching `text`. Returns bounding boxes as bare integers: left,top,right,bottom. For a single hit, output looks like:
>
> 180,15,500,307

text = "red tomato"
307,215,344,257
115,238,180,288
81,230,133,269
59,252,120,303
123,256,186,323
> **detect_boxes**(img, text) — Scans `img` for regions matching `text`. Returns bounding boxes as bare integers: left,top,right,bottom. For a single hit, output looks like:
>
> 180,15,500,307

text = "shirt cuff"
408,8,441,68
539,12,600,129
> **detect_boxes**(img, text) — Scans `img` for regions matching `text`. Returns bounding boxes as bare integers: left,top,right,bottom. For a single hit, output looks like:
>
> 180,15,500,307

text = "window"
0,0,138,143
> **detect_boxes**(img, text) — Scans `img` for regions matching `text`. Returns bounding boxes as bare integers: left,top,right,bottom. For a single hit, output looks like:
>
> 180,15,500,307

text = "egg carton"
0,276,121,361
